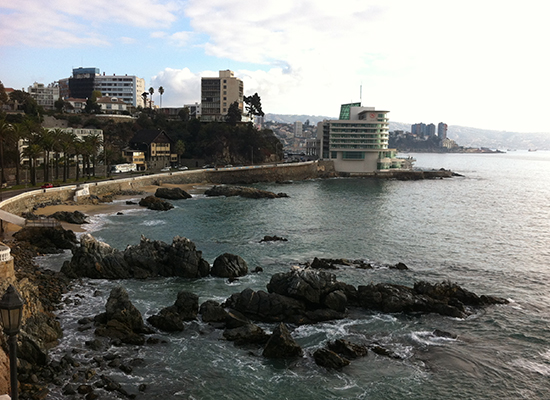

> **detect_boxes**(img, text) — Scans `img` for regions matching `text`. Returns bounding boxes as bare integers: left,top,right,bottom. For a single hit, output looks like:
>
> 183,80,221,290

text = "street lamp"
0,285,24,400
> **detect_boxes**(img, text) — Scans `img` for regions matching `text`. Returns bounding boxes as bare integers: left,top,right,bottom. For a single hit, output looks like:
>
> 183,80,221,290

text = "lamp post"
0,285,24,400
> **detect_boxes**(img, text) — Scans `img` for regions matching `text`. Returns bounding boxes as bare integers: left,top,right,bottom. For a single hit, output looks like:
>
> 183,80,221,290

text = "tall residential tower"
201,70,243,122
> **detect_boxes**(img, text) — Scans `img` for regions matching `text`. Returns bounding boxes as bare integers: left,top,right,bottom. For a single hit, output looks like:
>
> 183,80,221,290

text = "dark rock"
433,329,458,339
205,185,288,199
154,187,192,200
13,226,78,253
138,195,174,211
310,257,338,270
85,339,104,351
200,300,230,324
327,339,368,359
117,212,123,215
262,323,303,359
223,323,270,345
370,345,401,359
225,310,251,329
322,290,347,312
267,268,342,305
211,253,248,278
48,210,89,224
77,385,93,394
125,201,137,205
62,234,211,279
147,291,199,332
313,348,350,370
94,287,150,345
252,266,263,273
390,262,408,270
260,235,288,242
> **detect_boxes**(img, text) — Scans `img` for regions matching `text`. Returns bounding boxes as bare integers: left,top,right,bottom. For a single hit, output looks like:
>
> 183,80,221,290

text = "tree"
84,133,103,177
243,93,264,118
22,130,43,186
0,120,13,184
142,92,149,108
10,123,27,185
85,90,102,114
175,140,185,164
158,86,164,108
225,101,242,126
0,81,8,108
39,128,56,182
178,107,190,122
54,97,65,113
149,87,154,109
57,130,75,182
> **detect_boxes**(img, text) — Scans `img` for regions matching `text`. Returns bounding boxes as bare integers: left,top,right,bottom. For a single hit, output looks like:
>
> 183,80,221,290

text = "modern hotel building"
317,103,407,173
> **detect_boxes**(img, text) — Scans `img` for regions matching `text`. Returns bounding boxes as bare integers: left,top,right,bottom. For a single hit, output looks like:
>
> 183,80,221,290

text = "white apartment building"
28,82,60,110
318,104,405,173
94,73,145,108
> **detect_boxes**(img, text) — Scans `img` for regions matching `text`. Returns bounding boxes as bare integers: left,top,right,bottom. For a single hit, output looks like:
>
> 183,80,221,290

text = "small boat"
528,149,537,152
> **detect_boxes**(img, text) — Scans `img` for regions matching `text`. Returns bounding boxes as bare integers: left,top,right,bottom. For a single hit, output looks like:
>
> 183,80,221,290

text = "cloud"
150,68,203,107
0,0,181,47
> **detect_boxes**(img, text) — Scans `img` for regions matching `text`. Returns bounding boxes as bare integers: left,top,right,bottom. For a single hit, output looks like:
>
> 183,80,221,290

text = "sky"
1,0,549,133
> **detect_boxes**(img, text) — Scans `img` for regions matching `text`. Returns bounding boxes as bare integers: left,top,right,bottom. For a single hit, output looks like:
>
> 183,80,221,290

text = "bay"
42,151,550,399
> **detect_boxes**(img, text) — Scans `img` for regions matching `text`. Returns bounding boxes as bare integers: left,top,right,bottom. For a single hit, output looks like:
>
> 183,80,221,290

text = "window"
342,152,364,160
331,151,337,159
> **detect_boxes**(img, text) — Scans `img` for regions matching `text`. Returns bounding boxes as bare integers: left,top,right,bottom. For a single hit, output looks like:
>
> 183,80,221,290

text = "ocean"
38,151,550,399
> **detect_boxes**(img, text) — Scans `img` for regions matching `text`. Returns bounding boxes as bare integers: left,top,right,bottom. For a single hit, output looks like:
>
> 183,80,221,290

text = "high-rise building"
318,104,406,173
67,67,146,108
201,70,243,122
438,122,448,140
28,82,60,110
294,121,303,137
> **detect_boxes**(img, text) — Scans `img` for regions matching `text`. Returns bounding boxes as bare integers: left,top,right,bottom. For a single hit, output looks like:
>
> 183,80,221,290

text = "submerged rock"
205,185,288,199
260,235,288,243
47,210,89,224
13,226,78,254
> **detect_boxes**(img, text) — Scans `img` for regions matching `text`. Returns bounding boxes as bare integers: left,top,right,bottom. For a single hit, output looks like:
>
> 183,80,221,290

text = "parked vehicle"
160,167,170,172
178,166,188,170
41,183,54,188
110,163,137,174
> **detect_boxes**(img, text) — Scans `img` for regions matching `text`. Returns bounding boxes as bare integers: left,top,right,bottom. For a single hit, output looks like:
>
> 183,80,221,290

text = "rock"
260,235,288,242
205,185,288,199
62,234,211,279
147,291,199,332
313,348,350,370
223,324,270,345
200,300,230,324
211,253,248,278
262,323,303,359
138,195,174,211
13,226,78,253
433,329,458,339
125,201,137,205
94,287,151,345
390,262,408,270
310,257,338,270
48,210,89,224
327,339,368,359
154,187,192,200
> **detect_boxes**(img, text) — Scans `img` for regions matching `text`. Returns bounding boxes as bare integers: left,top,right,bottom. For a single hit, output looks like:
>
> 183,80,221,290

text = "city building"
121,149,146,170
201,70,243,122
438,122,448,140
294,121,303,138
96,96,130,114
28,82,60,110
318,104,407,173
67,67,146,108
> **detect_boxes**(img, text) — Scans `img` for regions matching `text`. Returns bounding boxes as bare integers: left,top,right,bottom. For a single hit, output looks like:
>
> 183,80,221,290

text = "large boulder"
313,348,350,370
62,234,211,279
48,211,89,224
200,300,230,324
223,324,270,345
138,196,174,211
61,234,129,279
210,253,248,278
147,291,199,332
205,185,288,199
154,187,192,200
13,226,78,254
94,287,151,345
262,323,303,359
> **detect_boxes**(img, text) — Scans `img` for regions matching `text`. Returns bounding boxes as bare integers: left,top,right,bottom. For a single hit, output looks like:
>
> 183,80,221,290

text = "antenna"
360,83,362,104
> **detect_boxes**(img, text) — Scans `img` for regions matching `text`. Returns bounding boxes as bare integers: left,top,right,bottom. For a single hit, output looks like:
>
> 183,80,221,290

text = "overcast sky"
1,0,549,133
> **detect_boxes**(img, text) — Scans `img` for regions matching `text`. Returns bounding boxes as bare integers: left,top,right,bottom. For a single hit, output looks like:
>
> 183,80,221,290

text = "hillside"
266,114,550,150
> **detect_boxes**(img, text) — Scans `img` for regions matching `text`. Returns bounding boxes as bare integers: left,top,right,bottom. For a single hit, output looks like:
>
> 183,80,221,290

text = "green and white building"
317,103,410,173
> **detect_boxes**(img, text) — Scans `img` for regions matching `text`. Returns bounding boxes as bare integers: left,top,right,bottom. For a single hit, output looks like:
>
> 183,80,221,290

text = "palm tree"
149,87,154,109
57,131,75,183
22,131,43,186
142,92,149,109
72,138,84,181
84,133,103,177
158,86,164,108
10,123,27,185
51,128,65,180
39,128,55,183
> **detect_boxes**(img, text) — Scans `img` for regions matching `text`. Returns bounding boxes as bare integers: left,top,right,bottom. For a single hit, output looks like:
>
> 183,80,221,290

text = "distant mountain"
266,113,550,150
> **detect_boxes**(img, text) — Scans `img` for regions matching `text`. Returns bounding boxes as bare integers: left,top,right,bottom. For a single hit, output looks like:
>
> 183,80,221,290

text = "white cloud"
150,68,203,106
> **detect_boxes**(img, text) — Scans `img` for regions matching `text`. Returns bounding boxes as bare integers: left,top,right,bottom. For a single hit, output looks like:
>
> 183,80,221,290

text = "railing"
25,218,61,228
0,243,11,262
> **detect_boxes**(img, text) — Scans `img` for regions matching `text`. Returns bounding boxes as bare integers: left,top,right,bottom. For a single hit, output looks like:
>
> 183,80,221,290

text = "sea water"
39,151,550,399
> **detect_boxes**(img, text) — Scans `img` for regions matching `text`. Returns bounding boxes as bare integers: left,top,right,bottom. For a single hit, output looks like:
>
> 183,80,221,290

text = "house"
129,129,177,169
96,96,129,114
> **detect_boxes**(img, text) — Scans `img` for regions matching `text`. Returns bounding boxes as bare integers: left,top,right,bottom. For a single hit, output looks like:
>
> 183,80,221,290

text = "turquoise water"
43,151,550,399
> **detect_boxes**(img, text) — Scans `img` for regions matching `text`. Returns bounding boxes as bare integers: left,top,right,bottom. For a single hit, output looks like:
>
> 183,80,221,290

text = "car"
160,167,170,172
178,166,188,170
41,183,54,189
202,164,214,169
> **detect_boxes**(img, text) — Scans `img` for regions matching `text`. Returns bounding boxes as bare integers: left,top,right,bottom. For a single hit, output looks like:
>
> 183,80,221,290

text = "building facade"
438,122,448,140
201,70,243,122
318,104,405,173
67,68,146,108
28,82,60,110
